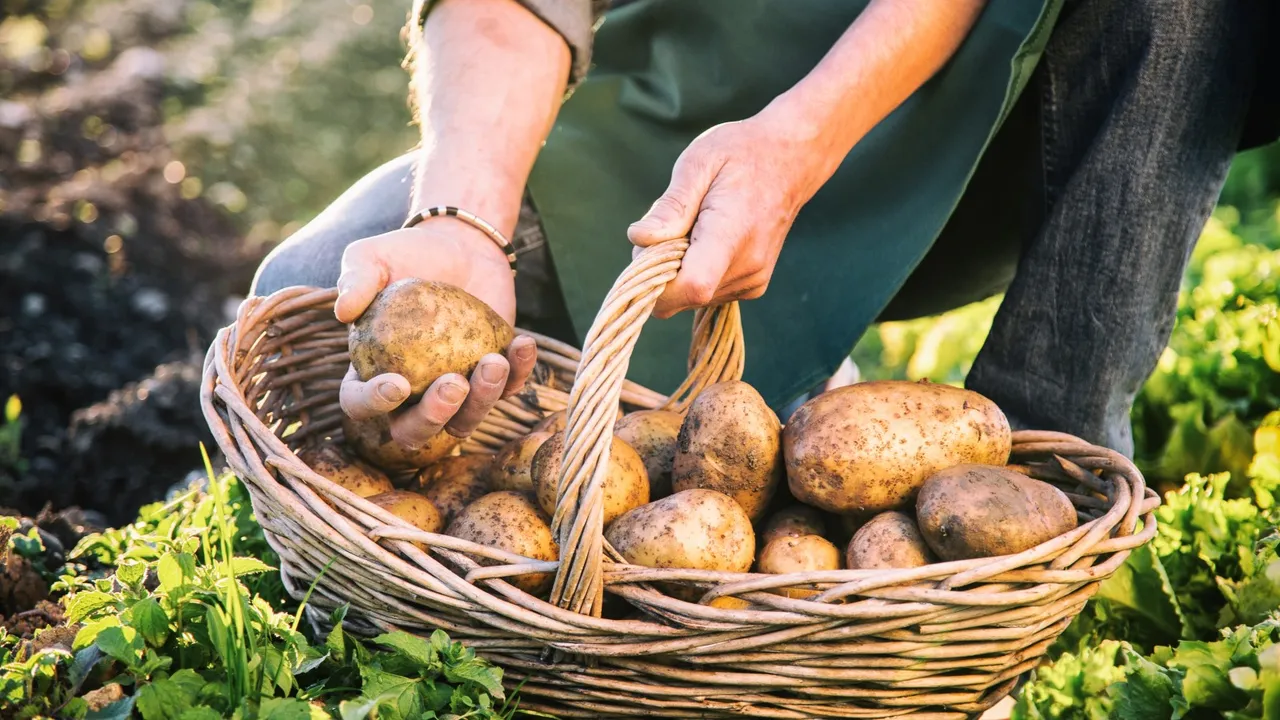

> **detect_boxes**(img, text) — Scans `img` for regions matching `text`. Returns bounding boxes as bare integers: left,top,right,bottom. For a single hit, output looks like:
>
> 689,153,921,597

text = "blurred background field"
3,0,1280,518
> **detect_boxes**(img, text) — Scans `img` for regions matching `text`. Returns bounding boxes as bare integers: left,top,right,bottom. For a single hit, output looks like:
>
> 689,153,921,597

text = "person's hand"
334,220,537,447
627,103,845,319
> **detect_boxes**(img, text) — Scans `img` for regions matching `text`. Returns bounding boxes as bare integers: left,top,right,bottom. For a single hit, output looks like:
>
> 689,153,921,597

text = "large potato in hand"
606,489,755,575
298,444,394,498
348,279,515,396
342,413,459,474
366,490,443,533
416,454,493,526
845,511,934,570
673,382,783,522
531,432,649,526
488,431,553,495
760,505,827,546
757,535,842,598
614,410,683,500
445,491,559,595
916,464,1077,561
784,381,1011,514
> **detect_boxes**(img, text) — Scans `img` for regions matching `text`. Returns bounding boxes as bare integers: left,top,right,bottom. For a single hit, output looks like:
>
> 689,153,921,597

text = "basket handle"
546,238,745,616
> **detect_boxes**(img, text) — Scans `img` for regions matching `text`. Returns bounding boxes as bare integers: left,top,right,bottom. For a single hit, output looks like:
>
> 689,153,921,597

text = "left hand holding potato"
627,101,847,319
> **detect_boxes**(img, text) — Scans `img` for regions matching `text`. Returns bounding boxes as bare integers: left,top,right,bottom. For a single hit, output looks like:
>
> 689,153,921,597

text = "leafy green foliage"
0,461,515,719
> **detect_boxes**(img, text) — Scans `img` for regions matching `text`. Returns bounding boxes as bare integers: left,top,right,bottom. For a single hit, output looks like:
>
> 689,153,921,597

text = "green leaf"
68,645,104,689
135,669,205,720
74,616,121,651
443,658,504,700
95,626,143,665
66,591,121,623
4,395,20,424
372,631,438,669
338,697,380,720
156,553,195,593
130,598,171,648
85,696,137,720
1170,640,1251,710
116,559,147,589
1096,544,1185,642
259,697,319,720
1110,648,1179,720
230,556,274,576
359,666,422,719
205,605,232,668
175,708,222,720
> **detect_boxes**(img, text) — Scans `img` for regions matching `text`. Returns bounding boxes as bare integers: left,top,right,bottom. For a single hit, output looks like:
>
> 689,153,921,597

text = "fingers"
388,373,470,449
445,354,510,438
503,336,538,397
339,366,411,421
628,146,725,247
651,205,737,319
335,245,388,323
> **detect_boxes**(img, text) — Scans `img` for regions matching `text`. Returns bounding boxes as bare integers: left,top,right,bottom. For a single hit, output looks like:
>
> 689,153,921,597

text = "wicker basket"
201,239,1161,719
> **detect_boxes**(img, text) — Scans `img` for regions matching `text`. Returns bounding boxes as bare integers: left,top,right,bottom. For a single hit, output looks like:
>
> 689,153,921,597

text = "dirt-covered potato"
366,490,443,534
348,279,515,398
672,381,783,522
445,491,559,595
531,432,649,526
916,464,1077,561
532,411,565,434
784,380,1012,515
606,489,755,575
415,454,493,526
709,596,751,610
342,413,459,475
486,431,551,495
614,410,683,500
757,535,842,599
845,511,934,570
760,505,828,546
298,443,394,498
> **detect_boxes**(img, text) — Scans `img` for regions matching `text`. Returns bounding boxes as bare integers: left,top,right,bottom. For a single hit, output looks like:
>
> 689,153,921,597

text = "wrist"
407,215,514,273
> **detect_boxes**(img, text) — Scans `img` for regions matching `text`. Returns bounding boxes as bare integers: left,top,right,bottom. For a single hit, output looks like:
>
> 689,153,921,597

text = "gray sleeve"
410,0,604,88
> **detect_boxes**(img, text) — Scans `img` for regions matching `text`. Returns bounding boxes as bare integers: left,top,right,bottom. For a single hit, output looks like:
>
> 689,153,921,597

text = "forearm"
408,0,570,242
766,0,988,185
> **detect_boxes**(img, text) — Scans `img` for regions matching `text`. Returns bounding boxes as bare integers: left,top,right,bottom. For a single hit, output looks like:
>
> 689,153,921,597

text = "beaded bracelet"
402,206,518,276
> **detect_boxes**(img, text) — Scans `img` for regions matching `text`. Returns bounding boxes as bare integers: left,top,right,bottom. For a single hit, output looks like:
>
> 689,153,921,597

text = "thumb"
628,151,722,247
334,253,388,324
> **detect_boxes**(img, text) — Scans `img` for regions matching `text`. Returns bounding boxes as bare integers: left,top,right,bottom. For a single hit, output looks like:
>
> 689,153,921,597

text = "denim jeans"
252,0,1263,457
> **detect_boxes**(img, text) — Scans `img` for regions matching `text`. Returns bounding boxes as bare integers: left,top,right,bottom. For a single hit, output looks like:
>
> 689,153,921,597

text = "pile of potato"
296,280,1080,605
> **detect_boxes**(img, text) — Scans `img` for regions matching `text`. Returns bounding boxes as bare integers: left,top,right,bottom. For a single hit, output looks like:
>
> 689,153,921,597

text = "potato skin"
342,412,459,474
532,411,565,434
488,431,552,495
784,381,1011,514
298,443,394,498
673,382,783,522
445,491,559,595
366,490,443,533
606,489,755,574
757,535,842,599
845,511,934,570
415,454,493,526
761,505,828,546
348,279,515,396
916,464,1077,561
531,432,650,526
614,410,683,500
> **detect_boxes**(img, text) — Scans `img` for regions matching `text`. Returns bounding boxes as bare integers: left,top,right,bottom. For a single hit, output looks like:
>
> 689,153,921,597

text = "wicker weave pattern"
201,241,1160,719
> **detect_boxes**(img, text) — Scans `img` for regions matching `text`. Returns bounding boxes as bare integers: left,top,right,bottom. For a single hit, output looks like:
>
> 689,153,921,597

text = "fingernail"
440,382,467,404
481,362,505,383
375,381,404,404
516,342,535,362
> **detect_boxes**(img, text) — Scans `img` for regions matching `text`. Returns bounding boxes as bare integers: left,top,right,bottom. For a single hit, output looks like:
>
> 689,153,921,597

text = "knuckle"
684,277,718,306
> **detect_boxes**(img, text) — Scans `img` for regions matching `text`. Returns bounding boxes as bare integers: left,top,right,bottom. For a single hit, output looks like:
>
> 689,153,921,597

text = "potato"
672,381,783,522
784,380,1011,515
415,454,493,526
342,412,459,474
761,505,827,546
606,489,755,575
366,490,443,534
709,596,752,610
845,511,934,570
348,278,514,397
531,432,649,526
445,491,559,595
757,535,842,598
532,411,565,434
487,431,552,495
614,410,683,500
298,443,394,498
916,464,1077,561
